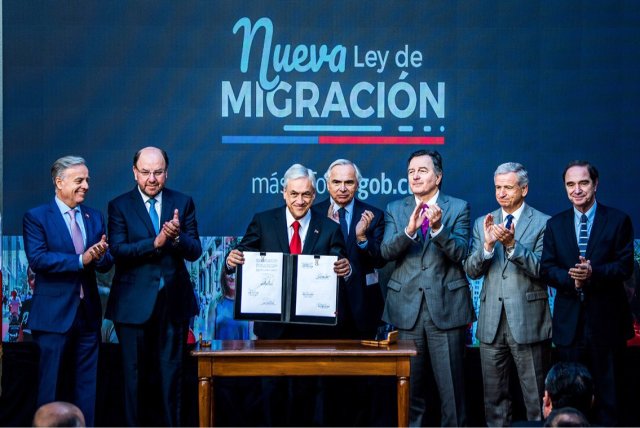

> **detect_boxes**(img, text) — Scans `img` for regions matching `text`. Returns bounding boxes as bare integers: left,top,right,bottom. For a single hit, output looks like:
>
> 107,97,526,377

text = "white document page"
240,251,283,314
294,254,338,317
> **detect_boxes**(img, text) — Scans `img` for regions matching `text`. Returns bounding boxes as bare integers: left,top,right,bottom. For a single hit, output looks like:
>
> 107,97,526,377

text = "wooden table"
192,339,417,427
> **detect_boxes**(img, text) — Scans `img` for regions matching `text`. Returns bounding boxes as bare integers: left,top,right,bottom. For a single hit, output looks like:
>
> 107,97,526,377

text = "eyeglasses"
136,168,166,178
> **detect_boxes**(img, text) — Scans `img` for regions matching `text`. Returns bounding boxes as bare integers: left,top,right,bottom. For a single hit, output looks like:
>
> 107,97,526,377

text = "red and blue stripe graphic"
222,136,444,145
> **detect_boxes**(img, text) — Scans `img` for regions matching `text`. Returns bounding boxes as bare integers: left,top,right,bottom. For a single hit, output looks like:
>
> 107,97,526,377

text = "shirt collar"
330,197,355,216
415,191,439,207
574,201,597,223
502,202,525,224
137,187,163,205
54,196,79,215
286,207,312,229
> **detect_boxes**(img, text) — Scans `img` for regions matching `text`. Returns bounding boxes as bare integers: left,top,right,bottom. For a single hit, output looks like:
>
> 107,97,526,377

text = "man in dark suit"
464,162,552,426
313,159,386,340
226,163,350,426
381,149,475,427
226,163,351,339
106,147,202,426
23,155,113,427
541,160,634,426
313,159,389,426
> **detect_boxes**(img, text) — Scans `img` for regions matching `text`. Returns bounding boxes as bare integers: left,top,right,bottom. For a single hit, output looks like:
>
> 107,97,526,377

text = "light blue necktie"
148,198,160,234
149,198,165,289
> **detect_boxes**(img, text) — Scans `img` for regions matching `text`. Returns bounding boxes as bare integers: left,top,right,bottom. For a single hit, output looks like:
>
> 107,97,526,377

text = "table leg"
397,375,410,427
198,376,213,427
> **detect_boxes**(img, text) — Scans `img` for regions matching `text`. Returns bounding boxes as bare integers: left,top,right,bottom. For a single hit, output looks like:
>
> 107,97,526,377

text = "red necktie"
290,221,302,254
420,204,430,237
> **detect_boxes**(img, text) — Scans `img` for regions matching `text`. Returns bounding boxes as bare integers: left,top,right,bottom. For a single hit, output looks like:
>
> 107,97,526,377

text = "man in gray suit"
464,162,552,426
381,149,475,427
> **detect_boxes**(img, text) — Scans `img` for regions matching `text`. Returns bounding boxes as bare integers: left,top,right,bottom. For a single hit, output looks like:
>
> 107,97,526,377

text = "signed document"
236,252,339,325
295,254,338,317
239,251,283,314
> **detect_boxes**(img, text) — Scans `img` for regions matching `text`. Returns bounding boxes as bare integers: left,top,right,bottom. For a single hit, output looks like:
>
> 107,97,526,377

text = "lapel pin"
314,229,319,234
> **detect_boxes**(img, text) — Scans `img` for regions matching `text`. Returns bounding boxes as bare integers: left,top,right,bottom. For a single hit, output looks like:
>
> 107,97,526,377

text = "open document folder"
235,251,339,325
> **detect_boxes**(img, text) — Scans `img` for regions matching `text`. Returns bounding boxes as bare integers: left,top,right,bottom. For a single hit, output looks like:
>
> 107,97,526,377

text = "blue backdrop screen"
3,1,639,235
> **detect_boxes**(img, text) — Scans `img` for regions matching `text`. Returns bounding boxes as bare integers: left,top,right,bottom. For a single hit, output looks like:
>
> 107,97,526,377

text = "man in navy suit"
106,147,202,426
313,159,391,426
313,159,386,340
541,160,634,426
23,155,113,427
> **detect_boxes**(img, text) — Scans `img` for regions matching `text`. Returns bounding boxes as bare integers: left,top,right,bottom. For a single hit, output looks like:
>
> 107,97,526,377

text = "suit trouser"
480,308,548,426
399,298,467,427
115,287,188,427
33,300,99,427
556,314,624,427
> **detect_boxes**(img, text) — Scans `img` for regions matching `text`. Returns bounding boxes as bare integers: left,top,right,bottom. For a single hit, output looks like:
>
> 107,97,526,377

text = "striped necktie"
505,214,514,230
578,214,588,257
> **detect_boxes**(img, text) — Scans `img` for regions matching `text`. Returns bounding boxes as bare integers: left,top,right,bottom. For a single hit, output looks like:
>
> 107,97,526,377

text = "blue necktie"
148,198,160,234
578,214,588,257
505,214,514,230
149,198,165,289
338,207,349,240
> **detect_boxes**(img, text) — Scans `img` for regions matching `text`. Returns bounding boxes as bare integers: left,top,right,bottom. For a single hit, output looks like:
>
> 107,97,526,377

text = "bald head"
132,146,169,197
33,402,85,427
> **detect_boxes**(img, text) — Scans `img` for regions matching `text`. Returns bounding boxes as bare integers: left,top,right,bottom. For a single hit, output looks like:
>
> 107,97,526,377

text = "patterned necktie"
420,204,429,237
578,214,588,257
338,207,349,240
67,209,85,254
290,221,302,254
67,208,85,299
505,214,514,230
148,198,160,234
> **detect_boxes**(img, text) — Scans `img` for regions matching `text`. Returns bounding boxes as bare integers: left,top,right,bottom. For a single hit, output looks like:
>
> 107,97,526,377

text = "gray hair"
51,156,86,185
494,162,529,187
283,163,316,192
323,159,363,183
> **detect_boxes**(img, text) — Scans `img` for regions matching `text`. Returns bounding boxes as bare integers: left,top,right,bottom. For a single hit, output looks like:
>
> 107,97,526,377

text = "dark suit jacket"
541,203,634,347
106,187,202,324
234,206,347,339
313,198,386,337
23,199,113,333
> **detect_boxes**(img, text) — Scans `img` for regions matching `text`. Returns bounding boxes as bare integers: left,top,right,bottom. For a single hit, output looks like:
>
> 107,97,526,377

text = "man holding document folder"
225,163,350,425
226,163,350,339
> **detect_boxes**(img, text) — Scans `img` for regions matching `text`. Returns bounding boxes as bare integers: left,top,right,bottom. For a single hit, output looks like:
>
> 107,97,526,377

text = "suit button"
418,287,423,291
421,266,427,270
498,297,503,301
